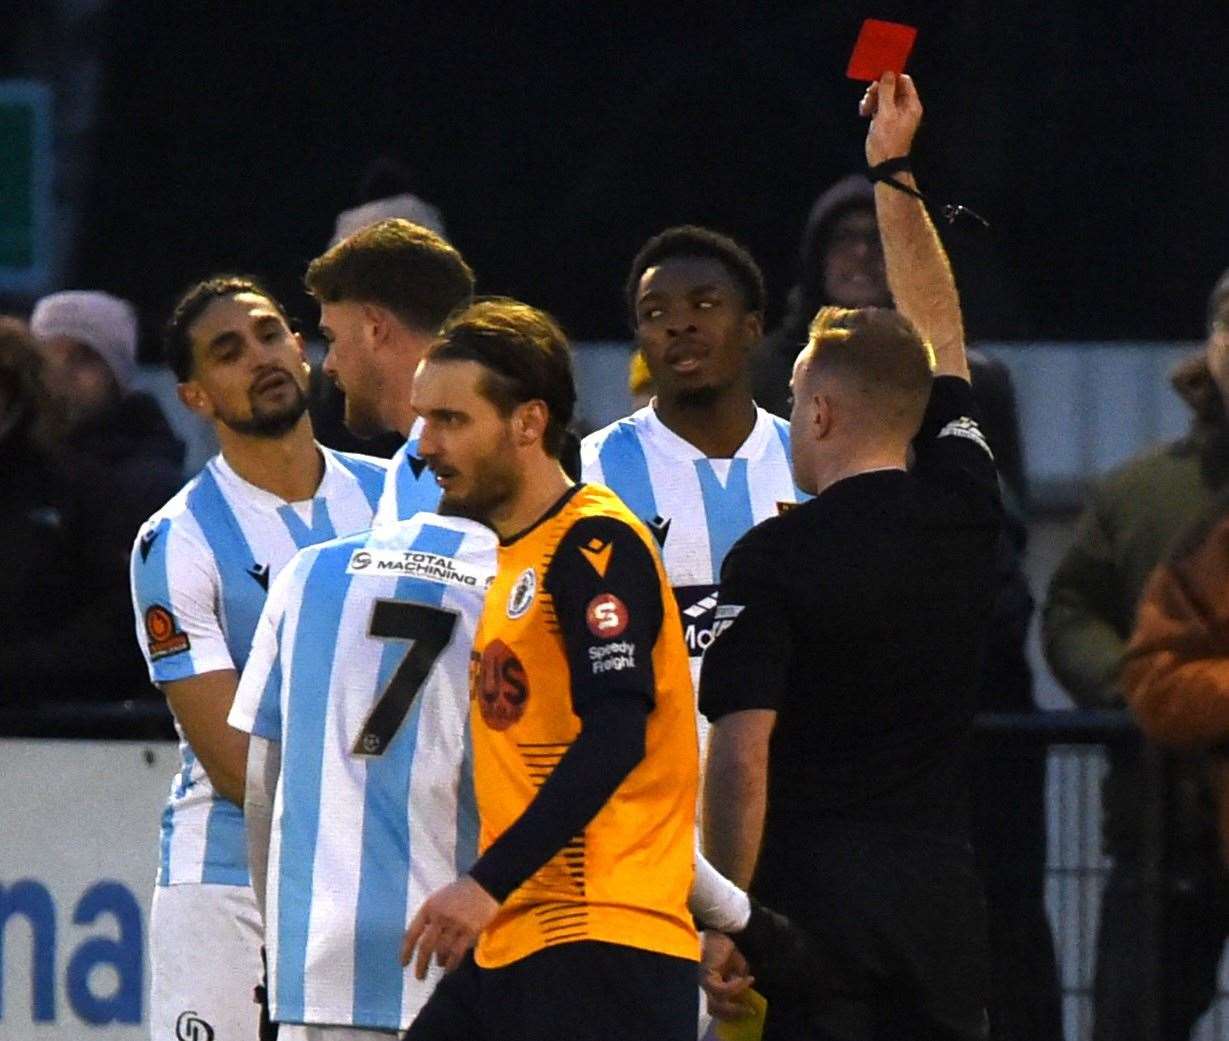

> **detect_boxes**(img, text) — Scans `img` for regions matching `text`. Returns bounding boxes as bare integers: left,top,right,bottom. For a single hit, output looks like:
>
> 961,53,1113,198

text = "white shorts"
149,882,263,1041
279,1027,398,1040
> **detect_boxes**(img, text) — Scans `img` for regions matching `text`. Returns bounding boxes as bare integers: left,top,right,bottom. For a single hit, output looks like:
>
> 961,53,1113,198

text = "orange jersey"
469,483,699,968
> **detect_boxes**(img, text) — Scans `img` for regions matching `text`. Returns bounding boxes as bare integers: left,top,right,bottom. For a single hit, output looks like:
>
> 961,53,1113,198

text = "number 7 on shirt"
352,599,459,757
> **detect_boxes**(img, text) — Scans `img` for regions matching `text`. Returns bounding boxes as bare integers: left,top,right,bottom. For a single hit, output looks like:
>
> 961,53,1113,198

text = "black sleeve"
698,532,793,722
468,692,647,902
912,375,1001,500
542,514,664,716
968,350,1029,510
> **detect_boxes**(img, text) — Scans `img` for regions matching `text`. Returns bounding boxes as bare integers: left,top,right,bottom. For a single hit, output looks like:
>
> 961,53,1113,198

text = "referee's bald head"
797,306,933,439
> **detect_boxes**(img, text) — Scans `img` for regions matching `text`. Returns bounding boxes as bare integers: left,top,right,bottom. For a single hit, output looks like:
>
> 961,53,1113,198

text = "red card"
846,19,917,82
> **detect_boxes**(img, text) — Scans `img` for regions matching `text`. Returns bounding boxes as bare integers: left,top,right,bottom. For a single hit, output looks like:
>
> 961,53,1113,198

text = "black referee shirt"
700,375,1002,867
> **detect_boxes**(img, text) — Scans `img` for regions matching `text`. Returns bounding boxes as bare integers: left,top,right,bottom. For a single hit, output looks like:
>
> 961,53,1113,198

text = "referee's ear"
812,393,833,441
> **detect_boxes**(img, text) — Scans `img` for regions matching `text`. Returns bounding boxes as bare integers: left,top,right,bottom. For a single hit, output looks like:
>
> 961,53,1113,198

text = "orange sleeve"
1123,533,1229,749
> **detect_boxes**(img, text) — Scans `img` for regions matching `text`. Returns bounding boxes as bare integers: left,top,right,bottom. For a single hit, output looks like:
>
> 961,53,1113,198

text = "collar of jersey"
499,482,585,547
639,401,775,462
211,443,337,510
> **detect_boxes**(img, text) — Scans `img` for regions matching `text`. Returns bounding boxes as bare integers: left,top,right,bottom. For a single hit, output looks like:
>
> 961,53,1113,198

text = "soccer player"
130,276,388,1041
229,511,497,1039
401,299,700,1041
581,227,805,721
699,73,1000,1039
306,217,475,525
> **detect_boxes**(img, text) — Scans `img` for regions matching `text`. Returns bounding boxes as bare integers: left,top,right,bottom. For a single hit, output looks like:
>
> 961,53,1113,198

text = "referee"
699,73,1000,1041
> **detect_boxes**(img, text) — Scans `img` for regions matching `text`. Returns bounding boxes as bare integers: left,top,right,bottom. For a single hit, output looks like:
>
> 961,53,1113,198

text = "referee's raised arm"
862,72,969,382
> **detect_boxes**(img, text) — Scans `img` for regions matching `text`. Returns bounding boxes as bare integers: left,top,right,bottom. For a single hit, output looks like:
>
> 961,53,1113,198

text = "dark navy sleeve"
542,515,664,716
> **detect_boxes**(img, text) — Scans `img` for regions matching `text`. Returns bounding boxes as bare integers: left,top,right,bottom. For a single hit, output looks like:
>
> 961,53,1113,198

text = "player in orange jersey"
400,298,700,1041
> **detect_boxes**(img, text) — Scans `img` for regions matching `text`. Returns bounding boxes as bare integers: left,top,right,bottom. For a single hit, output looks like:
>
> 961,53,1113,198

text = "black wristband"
867,157,990,229
867,156,912,182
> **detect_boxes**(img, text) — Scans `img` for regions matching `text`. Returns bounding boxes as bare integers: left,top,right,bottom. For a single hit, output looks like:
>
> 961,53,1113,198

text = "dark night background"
11,2,1229,354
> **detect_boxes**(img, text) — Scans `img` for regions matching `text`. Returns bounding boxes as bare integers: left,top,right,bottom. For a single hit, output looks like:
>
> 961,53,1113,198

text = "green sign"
0,81,52,293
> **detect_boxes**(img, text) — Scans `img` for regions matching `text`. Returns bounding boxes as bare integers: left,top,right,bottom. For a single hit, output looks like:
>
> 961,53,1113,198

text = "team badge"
145,605,190,661
476,639,529,730
507,567,537,619
586,593,629,638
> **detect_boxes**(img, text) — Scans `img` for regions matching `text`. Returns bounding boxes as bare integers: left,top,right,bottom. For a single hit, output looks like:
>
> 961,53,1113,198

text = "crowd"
4,72,1229,1041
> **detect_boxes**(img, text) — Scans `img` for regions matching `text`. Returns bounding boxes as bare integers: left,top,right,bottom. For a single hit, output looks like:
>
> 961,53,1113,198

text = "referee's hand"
860,71,923,167
401,876,499,980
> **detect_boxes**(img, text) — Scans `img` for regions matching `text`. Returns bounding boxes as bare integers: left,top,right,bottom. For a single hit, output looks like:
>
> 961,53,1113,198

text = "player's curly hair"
429,297,576,459
624,225,765,329
164,275,290,382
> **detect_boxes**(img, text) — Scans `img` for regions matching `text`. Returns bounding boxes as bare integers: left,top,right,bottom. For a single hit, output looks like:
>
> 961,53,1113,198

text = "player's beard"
222,380,309,439
436,438,520,526
671,384,725,409
342,390,386,440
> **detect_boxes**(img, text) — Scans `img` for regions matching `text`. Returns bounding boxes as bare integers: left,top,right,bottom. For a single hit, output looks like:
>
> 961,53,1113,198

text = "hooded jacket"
751,175,876,419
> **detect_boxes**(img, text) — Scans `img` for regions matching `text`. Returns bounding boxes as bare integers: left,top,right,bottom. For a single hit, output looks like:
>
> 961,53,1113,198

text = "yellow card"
713,988,768,1041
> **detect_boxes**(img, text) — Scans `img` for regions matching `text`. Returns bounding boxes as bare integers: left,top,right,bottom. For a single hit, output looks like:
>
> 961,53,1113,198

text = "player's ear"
743,310,764,344
292,331,311,374
362,303,391,349
513,400,548,447
177,380,213,419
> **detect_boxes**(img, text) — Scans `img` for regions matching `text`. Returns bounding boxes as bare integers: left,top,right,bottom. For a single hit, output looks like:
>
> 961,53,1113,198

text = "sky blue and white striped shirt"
229,513,496,1030
374,419,443,527
130,447,387,887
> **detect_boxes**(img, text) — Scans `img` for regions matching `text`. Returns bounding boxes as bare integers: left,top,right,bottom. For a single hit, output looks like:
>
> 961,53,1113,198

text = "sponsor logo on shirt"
474,640,529,730
138,524,161,562
507,567,537,619
578,536,613,579
937,417,994,458
586,592,629,638
589,640,636,675
176,1011,214,1041
346,548,492,588
145,604,190,661
646,514,671,548
674,584,732,657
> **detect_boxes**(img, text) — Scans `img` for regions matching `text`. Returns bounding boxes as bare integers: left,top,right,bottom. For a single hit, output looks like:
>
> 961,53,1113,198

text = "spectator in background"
755,172,1055,1038
0,294,183,708
752,175,888,418
1124,489,1229,868
1043,268,1229,1041
750,174,1028,506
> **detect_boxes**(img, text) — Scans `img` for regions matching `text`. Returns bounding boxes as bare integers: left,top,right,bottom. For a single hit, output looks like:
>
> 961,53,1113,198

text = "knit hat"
330,193,447,246
30,290,139,391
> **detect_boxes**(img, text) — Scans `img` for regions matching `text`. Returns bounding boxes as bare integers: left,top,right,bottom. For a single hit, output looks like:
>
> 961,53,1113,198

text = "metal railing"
6,703,1226,1041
